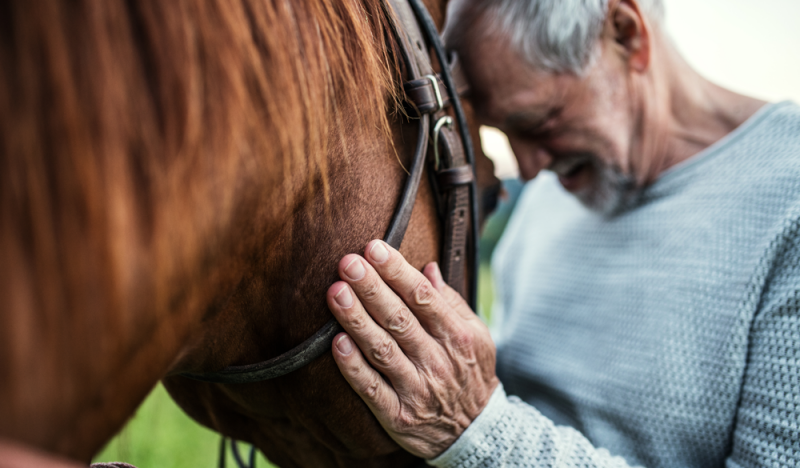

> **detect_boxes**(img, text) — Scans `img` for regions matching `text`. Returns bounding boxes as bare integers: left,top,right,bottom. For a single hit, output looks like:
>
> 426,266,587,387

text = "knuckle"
451,327,474,351
346,311,370,333
370,337,396,367
383,258,405,282
362,375,382,400
386,305,413,334
359,276,382,301
412,279,436,306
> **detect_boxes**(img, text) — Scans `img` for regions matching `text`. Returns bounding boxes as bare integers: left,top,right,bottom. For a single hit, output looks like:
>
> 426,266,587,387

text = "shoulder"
727,100,800,173
728,102,800,225
764,100,800,130
649,102,800,228
671,101,800,179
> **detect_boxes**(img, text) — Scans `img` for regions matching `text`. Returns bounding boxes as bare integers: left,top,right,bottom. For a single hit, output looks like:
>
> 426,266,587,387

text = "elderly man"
326,0,800,466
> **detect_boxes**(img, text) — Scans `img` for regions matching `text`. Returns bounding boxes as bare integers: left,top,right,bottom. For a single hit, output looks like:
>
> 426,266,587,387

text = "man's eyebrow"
505,107,560,132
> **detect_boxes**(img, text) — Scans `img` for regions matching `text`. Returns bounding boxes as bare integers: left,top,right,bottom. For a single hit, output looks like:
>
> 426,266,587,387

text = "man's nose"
509,138,552,181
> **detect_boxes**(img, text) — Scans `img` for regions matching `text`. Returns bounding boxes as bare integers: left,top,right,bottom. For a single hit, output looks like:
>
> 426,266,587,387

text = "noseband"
181,0,479,385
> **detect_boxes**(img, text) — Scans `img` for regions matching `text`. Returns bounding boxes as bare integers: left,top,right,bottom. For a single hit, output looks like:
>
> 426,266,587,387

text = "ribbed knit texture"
429,101,800,468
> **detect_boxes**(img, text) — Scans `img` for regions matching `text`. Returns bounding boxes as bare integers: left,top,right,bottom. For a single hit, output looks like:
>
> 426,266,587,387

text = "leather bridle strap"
178,121,431,385
407,0,479,311
403,58,469,115
180,0,475,385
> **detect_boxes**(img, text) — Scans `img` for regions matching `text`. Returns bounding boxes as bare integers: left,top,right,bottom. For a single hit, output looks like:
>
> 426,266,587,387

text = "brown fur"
0,0,498,465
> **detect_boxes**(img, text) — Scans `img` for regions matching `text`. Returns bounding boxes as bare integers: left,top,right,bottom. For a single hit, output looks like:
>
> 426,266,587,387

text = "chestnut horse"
0,0,498,466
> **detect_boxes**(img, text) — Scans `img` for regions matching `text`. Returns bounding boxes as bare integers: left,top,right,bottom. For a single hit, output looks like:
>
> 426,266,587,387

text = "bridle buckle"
423,74,444,113
432,116,453,171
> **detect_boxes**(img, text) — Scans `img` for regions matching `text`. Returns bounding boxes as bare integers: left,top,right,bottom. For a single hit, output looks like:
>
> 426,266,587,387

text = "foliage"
92,384,276,468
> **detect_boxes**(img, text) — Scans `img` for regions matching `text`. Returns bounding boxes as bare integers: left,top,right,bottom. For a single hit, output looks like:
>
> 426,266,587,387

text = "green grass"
92,384,276,468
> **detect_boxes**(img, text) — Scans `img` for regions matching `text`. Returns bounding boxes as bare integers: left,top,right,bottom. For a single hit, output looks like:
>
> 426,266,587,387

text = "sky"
482,0,800,179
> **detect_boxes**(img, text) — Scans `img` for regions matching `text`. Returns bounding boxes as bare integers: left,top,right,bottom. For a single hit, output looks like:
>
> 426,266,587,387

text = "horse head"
0,0,499,466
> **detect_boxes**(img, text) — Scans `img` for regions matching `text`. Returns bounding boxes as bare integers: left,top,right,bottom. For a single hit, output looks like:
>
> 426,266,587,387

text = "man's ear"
607,0,651,72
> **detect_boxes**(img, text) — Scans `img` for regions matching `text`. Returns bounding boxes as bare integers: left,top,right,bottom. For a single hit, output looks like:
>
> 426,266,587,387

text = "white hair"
446,0,664,75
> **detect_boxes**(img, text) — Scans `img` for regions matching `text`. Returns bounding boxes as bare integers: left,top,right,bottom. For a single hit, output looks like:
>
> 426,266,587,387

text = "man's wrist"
427,384,510,467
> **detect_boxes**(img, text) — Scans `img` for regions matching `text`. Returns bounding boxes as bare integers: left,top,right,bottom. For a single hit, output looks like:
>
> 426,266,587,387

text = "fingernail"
344,258,365,281
334,285,354,308
370,241,389,263
336,335,354,355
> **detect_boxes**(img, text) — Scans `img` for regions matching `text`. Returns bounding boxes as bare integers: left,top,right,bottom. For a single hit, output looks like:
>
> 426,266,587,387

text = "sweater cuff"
426,384,510,467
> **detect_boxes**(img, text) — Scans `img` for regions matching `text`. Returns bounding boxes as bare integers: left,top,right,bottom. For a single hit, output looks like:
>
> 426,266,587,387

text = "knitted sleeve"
427,385,638,468
428,220,800,468
726,215,800,467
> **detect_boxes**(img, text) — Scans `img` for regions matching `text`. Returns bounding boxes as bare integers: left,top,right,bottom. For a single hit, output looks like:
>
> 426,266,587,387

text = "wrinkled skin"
328,242,499,459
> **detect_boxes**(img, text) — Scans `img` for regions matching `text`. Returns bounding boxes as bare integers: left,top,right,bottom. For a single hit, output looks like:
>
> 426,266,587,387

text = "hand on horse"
326,240,499,459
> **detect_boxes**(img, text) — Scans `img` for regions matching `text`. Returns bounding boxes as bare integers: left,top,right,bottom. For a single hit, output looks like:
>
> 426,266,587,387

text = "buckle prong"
433,116,453,171
424,74,444,113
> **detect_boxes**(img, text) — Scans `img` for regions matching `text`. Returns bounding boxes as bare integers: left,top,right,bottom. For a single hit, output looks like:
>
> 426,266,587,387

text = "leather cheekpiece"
403,54,470,115
436,165,474,189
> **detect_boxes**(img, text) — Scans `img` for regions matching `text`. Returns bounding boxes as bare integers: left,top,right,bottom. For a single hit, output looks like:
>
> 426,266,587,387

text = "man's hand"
327,240,499,459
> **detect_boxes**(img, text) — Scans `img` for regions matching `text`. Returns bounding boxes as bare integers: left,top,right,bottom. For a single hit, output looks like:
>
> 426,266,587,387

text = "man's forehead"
462,34,566,125
468,73,564,129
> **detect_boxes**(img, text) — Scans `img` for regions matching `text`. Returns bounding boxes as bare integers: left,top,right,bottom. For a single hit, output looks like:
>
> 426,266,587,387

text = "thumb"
422,262,475,321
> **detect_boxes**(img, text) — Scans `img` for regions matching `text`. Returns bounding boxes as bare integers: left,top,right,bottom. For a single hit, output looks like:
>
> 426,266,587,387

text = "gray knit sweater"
429,101,800,468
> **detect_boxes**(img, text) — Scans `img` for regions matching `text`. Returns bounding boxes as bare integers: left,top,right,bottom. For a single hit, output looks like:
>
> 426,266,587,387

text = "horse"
0,0,499,466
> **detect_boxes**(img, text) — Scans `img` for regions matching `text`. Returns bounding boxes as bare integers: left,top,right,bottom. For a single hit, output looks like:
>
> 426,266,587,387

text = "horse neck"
162,2,458,465
163,110,444,468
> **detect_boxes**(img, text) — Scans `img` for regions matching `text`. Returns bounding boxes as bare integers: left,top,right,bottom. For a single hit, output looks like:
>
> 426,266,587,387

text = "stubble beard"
549,152,640,216
574,159,639,216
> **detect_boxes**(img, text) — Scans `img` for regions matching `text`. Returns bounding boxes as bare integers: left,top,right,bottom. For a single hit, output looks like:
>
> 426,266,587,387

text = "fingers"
361,240,462,336
331,333,401,424
336,254,443,352
422,262,475,322
327,281,421,392
328,245,500,460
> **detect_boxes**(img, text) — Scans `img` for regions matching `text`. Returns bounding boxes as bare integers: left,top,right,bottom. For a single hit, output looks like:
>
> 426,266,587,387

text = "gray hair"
446,0,664,75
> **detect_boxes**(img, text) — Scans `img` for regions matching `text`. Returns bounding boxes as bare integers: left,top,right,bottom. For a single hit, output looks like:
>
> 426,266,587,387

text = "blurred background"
93,1,800,466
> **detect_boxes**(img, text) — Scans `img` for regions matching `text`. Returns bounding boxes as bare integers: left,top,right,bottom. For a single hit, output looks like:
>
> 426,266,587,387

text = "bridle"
181,0,478,386
181,0,479,385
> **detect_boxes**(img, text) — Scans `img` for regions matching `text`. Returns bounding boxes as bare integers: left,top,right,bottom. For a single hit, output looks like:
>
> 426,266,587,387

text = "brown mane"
0,0,403,456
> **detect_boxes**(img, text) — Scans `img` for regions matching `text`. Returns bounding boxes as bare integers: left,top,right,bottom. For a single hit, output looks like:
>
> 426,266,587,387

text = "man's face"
465,34,641,214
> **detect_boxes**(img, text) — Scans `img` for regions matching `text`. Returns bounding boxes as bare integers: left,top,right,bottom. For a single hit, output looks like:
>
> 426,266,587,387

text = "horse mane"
0,0,401,449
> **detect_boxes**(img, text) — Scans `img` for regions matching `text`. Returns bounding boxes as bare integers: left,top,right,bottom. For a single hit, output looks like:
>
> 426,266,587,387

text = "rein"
180,0,478,385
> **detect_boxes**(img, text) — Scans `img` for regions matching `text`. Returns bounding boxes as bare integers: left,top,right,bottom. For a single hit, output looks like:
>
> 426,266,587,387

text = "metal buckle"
432,116,453,171
423,74,444,113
